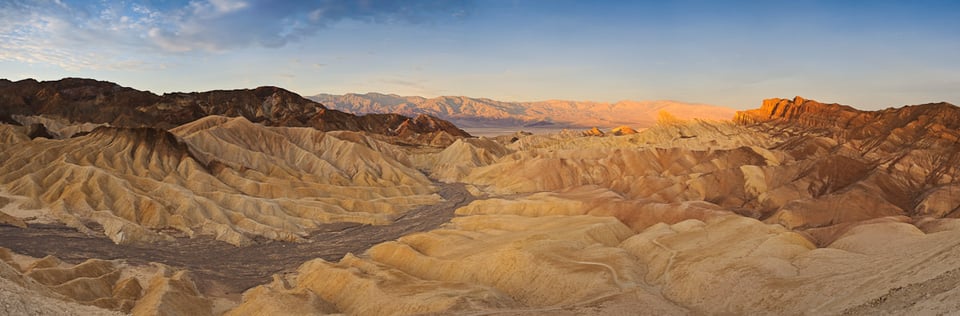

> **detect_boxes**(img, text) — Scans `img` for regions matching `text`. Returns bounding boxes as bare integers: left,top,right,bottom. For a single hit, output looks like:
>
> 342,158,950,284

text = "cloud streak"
0,1,163,70
0,0,472,70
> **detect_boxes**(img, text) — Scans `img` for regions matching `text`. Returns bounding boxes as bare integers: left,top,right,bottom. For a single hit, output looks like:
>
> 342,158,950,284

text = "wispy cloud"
0,0,472,70
0,0,165,70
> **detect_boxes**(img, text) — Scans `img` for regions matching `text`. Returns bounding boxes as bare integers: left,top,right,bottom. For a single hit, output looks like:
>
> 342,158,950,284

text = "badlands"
1,79,960,315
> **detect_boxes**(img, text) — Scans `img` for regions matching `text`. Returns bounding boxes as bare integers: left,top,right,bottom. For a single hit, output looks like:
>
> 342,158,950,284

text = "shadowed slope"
0,78,470,145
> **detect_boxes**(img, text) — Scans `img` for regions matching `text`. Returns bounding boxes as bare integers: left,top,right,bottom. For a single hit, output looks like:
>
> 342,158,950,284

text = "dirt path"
0,182,475,297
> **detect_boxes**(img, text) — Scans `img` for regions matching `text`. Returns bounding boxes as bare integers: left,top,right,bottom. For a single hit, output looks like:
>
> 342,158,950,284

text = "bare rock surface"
2,91,960,315
0,78,469,145
0,117,442,246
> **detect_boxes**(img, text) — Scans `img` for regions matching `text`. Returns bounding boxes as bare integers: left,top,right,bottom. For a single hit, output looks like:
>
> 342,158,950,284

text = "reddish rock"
735,96,960,148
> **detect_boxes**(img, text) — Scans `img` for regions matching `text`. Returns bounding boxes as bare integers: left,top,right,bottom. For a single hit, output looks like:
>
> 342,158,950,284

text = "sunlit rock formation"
0,247,212,315
610,125,639,135
3,85,960,315
241,96,960,314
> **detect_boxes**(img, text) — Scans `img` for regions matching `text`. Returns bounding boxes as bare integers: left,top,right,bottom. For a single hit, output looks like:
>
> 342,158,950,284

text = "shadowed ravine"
0,182,475,298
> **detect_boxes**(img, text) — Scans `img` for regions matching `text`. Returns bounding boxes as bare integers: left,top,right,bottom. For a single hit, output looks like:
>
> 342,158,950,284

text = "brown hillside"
0,78,469,142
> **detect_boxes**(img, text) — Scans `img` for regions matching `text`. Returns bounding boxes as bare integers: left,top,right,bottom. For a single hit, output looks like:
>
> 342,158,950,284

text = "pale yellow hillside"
0,117,440,246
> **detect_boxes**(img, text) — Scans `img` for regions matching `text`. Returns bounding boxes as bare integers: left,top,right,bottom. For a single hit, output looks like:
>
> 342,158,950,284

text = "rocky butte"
1,81,960,315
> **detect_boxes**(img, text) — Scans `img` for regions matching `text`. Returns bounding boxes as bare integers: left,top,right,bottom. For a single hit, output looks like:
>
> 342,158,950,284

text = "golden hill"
0,116,440,246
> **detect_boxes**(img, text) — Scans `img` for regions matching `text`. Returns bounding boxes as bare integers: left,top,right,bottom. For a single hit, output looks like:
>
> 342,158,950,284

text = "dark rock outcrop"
0,78,162,126
25,123,54,139
0,78,470,144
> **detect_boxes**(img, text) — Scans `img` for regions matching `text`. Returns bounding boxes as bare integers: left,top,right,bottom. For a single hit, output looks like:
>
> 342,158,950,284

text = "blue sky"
1,0,958,109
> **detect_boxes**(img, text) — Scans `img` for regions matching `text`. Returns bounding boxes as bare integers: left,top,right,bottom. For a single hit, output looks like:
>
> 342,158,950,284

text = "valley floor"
0,182,474,300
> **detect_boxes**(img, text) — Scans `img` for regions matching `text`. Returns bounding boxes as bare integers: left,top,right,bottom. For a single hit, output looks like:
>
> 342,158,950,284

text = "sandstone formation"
410,137,510,182
3,88,960,315
610,125,639,135
0,116,440,246
234,96,960,314
229,215,689,315
582,126,605,136
0,247,213,316
311,92,736,128
578,126,640,137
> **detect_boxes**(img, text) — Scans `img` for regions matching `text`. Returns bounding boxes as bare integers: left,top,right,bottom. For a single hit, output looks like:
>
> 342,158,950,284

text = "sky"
0,0,958,109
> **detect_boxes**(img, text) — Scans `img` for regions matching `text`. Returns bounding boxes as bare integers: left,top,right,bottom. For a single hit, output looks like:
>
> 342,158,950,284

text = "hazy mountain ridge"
311,92,737,128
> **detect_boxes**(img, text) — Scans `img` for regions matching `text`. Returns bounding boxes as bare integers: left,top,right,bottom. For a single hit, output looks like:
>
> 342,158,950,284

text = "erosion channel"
0,182,476,298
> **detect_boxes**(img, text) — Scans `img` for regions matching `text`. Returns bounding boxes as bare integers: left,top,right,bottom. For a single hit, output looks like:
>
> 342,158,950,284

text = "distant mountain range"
310,93,737,128
0,78,469,145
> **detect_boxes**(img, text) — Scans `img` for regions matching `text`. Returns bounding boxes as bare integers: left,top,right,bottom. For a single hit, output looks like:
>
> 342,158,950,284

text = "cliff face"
0,78,470,141
735,96,960,149
734,96,864,127
728,97,960,227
